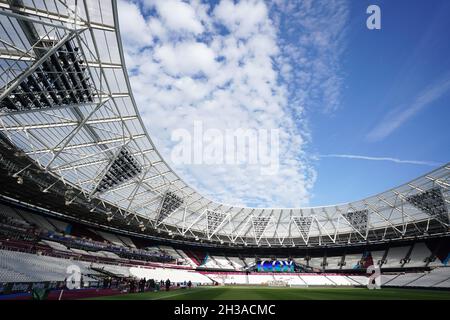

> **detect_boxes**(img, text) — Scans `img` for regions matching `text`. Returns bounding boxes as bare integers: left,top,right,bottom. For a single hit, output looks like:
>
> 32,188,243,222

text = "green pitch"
87,286,450,300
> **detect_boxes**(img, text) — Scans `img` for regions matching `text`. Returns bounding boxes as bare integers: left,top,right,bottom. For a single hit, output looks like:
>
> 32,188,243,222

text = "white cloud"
367,77,450,141
214,0,270,38
154,42,218,76
269,0,349,114
117,0,348,207
117,0,153,49
321,154,442,167
153,0,204,34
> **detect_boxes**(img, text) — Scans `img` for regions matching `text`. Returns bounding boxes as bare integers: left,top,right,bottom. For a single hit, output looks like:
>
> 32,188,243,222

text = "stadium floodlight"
342,210,369,236
156,191,183,225
64,189,76,206
0,38,95,114
206,210,227,238
406,187,449,225
16,176,23,185
94,147,142,194
292,216,313,244
13,150,27,157
252,216,272,241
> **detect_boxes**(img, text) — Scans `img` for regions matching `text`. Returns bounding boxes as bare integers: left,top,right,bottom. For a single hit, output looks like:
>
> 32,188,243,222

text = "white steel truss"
0,0,448,247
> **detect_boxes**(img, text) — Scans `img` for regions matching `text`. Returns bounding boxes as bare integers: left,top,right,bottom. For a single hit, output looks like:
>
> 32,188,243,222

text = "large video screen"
256,260,294,272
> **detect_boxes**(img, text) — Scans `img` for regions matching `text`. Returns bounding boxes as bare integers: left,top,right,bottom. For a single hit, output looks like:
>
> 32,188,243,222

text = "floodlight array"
1,39,94,113
292,216,313,239
95,147,142,193
406,187,449,225
342,210,369,234
157,191,183,224
207,210,226,236
252,217,271,239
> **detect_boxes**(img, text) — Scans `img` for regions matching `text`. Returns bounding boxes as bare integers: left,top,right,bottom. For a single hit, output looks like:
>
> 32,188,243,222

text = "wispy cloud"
367,77,450,141
118,0,348,207
320,154,442,167
270,0,349,114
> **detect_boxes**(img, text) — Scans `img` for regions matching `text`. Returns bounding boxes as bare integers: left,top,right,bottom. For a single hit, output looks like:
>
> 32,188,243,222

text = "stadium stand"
406,268,450,287
383,273,424,287
342,254,362,270
212,256,234,270
244,257,255,268
325,256,342,270
346,275,369,286
0,249,98,283
173,249,197,267
325,275,354,286
228,256,245,270
129,267,212,285
247,274,275,285
0,0,448,301
300,275,335,286
0,205,449,296
383,246,409,268
371,250,387,266
308,257,323,269
405,243,432,267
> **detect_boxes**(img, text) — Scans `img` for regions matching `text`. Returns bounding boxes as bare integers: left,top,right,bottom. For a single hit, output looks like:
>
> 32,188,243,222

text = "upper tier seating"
15,209,57,232
158,246,184,263
117,235,136,249
174,249,197,267
46,218,69,233
371,250,386,266
308,257,323,269
0,204,26,222
244,257,255,268
383,246,409,268
212,256,234,270
228,256,245,270
202,256,220,269
325,256,342,270
93,230,125,247
405,243,431,267
342,254,362,270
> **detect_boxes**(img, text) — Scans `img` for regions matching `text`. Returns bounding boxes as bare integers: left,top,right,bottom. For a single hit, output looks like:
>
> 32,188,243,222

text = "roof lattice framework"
0,0,448,247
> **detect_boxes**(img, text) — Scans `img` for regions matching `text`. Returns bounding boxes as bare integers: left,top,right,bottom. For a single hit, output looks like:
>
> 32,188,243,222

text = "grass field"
87,286,450,300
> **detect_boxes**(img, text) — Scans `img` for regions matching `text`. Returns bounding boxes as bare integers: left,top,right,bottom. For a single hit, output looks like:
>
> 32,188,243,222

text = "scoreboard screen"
256,260,294,272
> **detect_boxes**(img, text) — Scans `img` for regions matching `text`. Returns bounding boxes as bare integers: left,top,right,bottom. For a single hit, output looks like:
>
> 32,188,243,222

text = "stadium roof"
0,0,449,247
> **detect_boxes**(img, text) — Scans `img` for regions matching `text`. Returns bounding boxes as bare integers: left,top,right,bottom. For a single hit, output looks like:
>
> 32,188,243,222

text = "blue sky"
118,0,450,207
310,0,450,205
